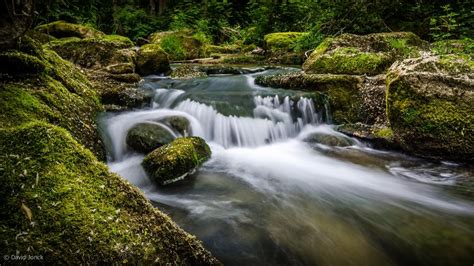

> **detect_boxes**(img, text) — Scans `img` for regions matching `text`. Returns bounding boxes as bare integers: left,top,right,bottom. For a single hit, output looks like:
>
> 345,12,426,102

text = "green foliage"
113,5,158,42
160,36,187,60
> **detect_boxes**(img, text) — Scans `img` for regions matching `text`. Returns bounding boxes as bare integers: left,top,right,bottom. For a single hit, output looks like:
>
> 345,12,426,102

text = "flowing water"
100,66,474,266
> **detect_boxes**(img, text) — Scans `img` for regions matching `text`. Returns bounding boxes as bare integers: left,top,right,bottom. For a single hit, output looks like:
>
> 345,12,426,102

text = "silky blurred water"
101,66,474,266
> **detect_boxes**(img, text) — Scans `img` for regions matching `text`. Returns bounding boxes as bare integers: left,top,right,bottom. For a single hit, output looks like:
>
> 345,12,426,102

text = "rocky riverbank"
0,22,219,264
256,32,473,162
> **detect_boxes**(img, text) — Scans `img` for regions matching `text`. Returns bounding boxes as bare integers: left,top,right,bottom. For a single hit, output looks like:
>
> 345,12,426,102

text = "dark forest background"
31,0,474,48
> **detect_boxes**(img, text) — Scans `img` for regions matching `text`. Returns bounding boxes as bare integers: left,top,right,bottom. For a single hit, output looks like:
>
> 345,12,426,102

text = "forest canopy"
36,0,473,46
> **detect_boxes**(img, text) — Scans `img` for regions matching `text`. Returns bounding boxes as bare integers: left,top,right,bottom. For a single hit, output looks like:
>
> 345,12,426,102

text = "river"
99,66,474,266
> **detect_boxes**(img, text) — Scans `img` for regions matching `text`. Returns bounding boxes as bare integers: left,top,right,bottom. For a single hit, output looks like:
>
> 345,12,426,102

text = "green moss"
264,32,308,52
0,51,46,75
431,39,474,57
0,122,219,264
387,73,473,159
142,137,212,185
35,21,105,39
136,44,171,75
303,32,426,75
47,35,134,69
102,34,135,47
149,30,207,60
373,127,393,139
305,47,392,75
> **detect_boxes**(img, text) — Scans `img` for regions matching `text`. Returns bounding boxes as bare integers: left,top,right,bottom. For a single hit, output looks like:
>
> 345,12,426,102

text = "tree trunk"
150,0,156,15
0,0,35,49
158,0,166,15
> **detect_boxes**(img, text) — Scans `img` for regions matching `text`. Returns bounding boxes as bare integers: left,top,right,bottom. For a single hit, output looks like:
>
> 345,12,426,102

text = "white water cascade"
104,90,322,160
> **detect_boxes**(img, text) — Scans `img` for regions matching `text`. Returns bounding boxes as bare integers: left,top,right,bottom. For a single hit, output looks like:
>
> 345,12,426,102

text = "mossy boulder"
386,55,474,161
164,116,191,136
85,70,149,111
142,137,211,185
0,50,46,75
126,123,175,153
264,32,307,52
0,38,104,158
35,21,105,39
148,30,207,60
47,35,135,70
0,122,219,264
303,32,426,75
136,44,171,76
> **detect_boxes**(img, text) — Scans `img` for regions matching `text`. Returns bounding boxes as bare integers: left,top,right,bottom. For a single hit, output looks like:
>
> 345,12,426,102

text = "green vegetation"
34,0,472,49
386,55,473,160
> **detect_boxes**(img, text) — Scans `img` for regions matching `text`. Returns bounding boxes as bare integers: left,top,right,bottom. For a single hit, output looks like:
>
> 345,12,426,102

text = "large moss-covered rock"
35,21,105,39
142,137,211,185
126,123,175,153
0,122,219,264
264,32,307,52
303,32,426,75
386,55,474,161
0,37,104,158
136,44,171,75
47,35,135,70
149,30,207,61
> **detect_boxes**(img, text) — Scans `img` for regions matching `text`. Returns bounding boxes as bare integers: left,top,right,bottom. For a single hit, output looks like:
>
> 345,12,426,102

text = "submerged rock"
136,44,171,75
303,32,426,75
386,55,474,161
304,132,354,147
0,123,219,264
142,137,211,185
164,116,191,136
170,65,207,79
126,123,175,153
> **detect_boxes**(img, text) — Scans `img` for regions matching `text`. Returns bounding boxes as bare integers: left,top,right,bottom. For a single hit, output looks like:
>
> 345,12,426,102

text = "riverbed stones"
142,137,211,185
386,54,474,161
126,122,175,153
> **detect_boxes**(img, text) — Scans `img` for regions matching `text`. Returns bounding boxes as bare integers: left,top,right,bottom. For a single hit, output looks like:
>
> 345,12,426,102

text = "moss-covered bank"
0,35,219,263
0,123,219,264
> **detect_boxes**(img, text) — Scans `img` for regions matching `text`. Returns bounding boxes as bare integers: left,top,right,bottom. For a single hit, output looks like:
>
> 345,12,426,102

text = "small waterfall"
103,94,321,160
175,95,320,148
152,89,185,109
